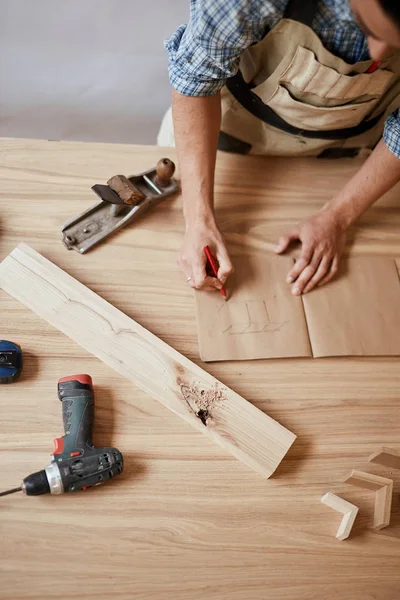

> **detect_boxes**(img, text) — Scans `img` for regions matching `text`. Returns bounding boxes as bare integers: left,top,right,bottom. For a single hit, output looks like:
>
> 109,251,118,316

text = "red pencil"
367,60,380,73
203,246,227,299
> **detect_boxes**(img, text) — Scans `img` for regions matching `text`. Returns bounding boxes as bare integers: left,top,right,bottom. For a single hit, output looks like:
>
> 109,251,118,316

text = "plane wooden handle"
155,158,175,187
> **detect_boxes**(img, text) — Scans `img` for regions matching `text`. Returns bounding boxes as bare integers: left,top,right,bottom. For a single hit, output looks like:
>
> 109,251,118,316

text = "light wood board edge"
321,492,359,541
344,470,393,530
0,243,296,479
369,447,400,470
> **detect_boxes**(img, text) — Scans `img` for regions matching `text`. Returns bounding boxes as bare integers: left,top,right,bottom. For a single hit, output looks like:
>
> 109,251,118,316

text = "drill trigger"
52,437,64,455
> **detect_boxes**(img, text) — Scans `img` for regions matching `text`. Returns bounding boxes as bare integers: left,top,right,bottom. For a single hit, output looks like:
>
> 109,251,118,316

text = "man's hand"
178,219,234,292
275,210,346,295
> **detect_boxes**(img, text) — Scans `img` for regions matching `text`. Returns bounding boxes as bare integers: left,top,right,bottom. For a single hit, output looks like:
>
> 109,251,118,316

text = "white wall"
0,0,188,144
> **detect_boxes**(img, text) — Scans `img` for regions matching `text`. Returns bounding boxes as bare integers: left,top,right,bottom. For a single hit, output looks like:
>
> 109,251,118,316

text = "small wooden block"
344,470,393,530
321,492,359,541
107,174,145,205
369,447,400,470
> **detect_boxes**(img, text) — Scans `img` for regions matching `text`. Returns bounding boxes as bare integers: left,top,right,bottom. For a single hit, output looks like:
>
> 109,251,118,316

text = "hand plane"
62,158,178,253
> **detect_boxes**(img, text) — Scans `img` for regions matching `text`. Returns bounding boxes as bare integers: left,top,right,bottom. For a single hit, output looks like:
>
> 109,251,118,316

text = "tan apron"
220,0,400,156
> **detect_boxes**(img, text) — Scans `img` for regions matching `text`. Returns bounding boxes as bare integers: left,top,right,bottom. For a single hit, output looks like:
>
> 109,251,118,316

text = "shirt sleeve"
383,109,400,159
165,0,266,97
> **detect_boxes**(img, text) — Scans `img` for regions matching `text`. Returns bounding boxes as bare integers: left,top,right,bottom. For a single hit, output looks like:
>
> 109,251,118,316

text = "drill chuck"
22,463,63,496
22,469,51,496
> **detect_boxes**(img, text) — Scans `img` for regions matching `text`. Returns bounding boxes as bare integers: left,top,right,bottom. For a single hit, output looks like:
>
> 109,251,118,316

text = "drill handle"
57,375,94,453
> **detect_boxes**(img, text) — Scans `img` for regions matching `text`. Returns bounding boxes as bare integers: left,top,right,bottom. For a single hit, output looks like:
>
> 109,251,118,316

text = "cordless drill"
0,375,123,496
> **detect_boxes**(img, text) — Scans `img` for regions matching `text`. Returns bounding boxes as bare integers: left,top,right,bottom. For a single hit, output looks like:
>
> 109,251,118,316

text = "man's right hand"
172,90,230,292
178,219,234,292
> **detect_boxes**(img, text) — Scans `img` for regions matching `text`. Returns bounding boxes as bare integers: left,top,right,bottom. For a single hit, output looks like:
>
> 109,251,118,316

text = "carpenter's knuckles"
192,278,206,290
331,263,339,275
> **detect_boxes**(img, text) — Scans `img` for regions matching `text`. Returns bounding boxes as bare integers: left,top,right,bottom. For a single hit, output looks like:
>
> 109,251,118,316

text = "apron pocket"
266,85,377,131
280,46,393,100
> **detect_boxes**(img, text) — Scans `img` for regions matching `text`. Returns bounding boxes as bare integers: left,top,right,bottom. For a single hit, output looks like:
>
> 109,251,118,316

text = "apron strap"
226,71,384,141
284,0,319,28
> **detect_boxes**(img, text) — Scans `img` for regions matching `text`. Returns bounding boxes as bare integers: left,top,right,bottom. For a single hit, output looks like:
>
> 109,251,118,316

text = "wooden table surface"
0,138,400,600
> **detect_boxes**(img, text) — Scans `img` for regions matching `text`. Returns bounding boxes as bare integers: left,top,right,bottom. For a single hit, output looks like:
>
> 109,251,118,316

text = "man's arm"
165,1,264,291
173,89,233,291
275,139,400,294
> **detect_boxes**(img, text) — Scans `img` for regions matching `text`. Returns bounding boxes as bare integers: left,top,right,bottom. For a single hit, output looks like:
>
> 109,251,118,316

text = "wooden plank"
369,446,400,470
344,470,393,530
0,243,296,478
321,492,359,541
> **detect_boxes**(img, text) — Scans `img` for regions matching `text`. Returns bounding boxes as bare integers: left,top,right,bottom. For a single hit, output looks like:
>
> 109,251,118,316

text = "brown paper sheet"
302,257,400,358
195,254,400,362
195,254,312,361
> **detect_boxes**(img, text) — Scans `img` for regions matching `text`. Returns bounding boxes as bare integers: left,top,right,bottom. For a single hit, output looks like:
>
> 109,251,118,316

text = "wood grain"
0,243,296,478
1,139,400,600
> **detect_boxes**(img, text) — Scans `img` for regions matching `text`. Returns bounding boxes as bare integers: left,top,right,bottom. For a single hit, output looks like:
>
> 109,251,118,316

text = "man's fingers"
177,254,193,283
317,256,340,287
302,256,332,294
177,254,188,274
216,246,234,284
180,240,233,292
192,276,222,292
202,283,222,292
274,229,300,254
192,269,222,290
192,255,222,290
206,275,223,290
286,244,314,283
190,252,209,289
291,254,322,295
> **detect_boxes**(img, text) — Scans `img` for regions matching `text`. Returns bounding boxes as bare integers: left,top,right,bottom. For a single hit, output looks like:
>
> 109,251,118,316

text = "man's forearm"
172,89,221,226
325,140,400,228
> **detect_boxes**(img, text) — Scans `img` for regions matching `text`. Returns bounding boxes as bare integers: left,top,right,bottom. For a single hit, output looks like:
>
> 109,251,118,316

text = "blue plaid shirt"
166,0,400,158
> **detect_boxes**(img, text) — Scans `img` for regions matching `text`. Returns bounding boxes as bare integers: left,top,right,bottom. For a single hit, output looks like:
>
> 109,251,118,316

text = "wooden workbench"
0,138,400,600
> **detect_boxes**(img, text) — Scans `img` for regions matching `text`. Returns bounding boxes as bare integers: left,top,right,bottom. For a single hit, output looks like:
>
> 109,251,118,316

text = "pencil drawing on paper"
217,300,288,335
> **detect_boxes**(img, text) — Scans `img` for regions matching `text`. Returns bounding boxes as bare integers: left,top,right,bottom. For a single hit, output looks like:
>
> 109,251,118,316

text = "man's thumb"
274,231,298,254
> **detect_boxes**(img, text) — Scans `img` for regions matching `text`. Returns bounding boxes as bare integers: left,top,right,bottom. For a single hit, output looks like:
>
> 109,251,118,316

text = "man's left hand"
274,210,346,295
